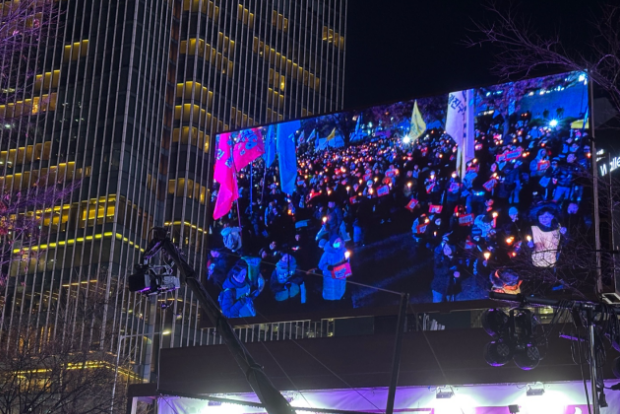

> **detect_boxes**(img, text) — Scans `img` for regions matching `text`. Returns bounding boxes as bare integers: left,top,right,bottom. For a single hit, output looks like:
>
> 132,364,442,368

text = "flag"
308,128,317,145
213,132,238,220
326,127,336,141
263,124,277,166
233,128,264,170
446,89,475,177
277,120,300,195
410,100,426,141
298,130,306,144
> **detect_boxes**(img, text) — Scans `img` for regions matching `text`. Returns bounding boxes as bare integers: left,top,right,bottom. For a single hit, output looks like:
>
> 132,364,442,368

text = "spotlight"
513,345,541,370
508,405,520,413
484,341,512,366
526,382,544,396
403,135,411,144
549,119,558,127
481,308,509,337
436,387,454,399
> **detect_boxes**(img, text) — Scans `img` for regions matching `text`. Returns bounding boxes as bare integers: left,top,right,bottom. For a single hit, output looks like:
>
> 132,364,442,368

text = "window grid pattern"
0,0,347,382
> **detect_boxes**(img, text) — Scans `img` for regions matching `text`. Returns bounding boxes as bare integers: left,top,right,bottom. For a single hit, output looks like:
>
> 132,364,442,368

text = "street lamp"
110,330,171,413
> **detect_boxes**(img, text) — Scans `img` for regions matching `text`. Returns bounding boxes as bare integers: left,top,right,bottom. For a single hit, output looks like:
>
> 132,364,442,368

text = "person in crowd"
431,241,462,302
318,236,348,301
528,207,567,268
270,254,307,303
219,260,261,318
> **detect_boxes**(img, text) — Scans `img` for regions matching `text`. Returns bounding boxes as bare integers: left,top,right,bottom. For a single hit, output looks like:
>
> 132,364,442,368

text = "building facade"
0,0,347,380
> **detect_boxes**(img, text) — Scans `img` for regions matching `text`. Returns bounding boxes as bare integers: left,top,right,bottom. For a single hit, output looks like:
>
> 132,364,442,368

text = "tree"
0,0,58,105
0,290,134,414
467,1,620,116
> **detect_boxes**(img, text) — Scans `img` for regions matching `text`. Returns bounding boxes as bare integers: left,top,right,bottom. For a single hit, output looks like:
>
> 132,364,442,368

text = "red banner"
406,199,419,211
429,204,443,213
377,185,390,197
459,213,474,225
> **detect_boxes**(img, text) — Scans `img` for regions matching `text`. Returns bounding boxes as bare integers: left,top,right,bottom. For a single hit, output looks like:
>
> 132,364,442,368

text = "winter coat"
270,269,305,302
218,276,256,318
430,250,461,296
318,244,347,300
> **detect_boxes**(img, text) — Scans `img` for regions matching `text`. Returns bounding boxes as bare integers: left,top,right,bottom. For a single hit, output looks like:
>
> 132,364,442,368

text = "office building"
0,0,347,381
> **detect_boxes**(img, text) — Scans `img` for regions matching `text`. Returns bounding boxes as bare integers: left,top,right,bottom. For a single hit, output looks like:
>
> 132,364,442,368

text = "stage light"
436,386,454,399
549,119,558,127
484,341,512,366
578,73,586,82
481,308,508,337
526,382,545,396
514,345,541,370
403,135,411,144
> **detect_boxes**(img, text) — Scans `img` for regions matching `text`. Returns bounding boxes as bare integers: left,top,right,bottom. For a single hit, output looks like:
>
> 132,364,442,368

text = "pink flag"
213,132,238,220
233,128,264,170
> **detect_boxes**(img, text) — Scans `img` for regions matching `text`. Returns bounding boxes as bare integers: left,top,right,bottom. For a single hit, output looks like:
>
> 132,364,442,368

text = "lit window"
63,40,88,62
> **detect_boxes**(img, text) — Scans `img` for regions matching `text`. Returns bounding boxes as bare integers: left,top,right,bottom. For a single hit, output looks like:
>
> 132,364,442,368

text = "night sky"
344,0,600,110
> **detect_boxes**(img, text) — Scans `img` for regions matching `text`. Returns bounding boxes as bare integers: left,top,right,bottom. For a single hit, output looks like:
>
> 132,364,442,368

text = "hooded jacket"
319,243,347,300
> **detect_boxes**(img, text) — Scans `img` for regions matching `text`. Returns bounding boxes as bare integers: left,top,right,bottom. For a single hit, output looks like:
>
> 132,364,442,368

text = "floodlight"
484,341,512,367
526,382,544,396
481,308,509,337
513,345,541,370
436,387,454,399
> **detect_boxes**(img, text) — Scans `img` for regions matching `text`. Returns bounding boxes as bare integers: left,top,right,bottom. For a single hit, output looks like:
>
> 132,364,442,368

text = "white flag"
445,89,475,176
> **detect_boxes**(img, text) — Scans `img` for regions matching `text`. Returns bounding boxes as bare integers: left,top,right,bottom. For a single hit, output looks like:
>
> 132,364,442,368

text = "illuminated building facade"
0,0,347,380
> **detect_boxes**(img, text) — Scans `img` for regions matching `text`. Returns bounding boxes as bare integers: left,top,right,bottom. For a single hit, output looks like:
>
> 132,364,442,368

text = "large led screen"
208,71,594,319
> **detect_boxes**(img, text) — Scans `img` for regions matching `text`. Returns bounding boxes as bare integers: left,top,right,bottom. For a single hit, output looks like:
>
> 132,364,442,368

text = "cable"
259,340,315,410
206,245,403,296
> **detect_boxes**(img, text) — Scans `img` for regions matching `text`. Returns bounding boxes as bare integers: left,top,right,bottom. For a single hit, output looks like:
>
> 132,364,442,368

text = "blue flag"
277,120,300,195
263,124,276,167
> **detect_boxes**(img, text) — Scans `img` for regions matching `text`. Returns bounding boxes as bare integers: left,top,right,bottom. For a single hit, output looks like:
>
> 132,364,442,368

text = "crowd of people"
208,108,593,317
